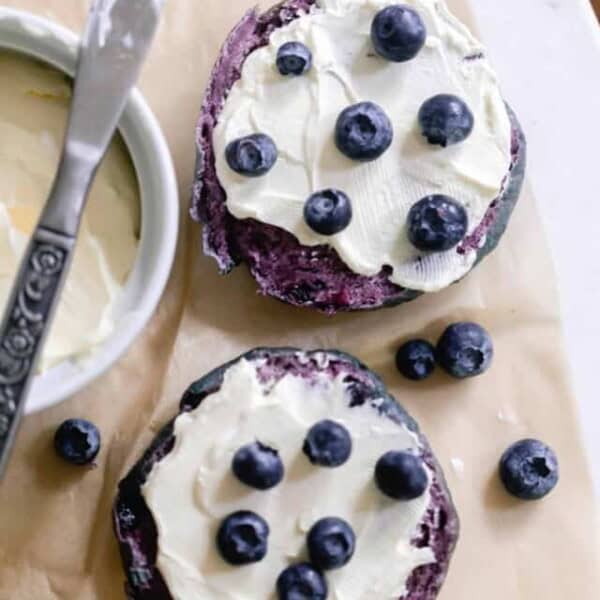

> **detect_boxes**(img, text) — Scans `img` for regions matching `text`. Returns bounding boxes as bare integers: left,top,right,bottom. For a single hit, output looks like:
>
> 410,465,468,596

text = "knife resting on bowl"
0,0,165,478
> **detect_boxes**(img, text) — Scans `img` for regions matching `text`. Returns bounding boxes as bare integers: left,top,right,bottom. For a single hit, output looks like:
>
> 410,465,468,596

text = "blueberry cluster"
216,419,428,599
395,321,494,381
224,4,475,255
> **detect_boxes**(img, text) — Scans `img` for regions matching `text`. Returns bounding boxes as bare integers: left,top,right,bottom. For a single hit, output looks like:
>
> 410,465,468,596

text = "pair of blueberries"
218,419,428,599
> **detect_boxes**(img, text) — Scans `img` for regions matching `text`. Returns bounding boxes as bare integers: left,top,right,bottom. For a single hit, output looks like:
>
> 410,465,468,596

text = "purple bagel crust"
113,348,459,600
190,0,526,314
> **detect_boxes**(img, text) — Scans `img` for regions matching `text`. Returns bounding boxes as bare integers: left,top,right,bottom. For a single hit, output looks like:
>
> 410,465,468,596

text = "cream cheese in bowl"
0,50,140,372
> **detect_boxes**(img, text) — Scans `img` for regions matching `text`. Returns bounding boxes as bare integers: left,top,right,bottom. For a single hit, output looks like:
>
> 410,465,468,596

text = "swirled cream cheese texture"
0,52,140,371
213,0,512,292
143,358,434,599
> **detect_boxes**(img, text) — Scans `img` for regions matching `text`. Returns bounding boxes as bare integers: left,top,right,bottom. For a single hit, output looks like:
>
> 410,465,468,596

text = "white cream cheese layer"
213,0,512,292
0,51,140,371
143,358,434,600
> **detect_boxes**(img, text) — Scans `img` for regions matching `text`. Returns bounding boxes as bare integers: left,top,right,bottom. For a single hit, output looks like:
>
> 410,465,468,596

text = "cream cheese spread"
143,358,434,599
213,0,512,292
0,51,140,371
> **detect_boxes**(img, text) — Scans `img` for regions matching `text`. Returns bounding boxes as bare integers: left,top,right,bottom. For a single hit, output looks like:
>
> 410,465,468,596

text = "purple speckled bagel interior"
190,0,526,314
113,348,460,600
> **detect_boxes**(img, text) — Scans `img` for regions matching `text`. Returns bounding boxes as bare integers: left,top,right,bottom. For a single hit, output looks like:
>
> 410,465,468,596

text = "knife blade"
0,0,165,478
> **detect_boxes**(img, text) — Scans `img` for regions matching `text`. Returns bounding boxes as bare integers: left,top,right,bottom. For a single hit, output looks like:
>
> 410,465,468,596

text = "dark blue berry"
436,322,493,378
335,101,393,162
371,5,427,62
303,419,352,467
232,441,284,490
418,94,474,147
54,418,100,465
407,194,468,252
225,133,277,177
277,41,312,76
396,339,436,381
276,563,328,600
499,439,559,500
304,189,352,236
307,517,356,570
375,451,427,500
216,511,269,565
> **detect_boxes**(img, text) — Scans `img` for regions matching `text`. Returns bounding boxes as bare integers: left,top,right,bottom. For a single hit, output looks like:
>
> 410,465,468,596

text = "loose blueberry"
418,94,474,147
407,194,468,252
276,563,328,600
303,419,352,467
371,4,427,62
307,517,356,570
499,439,559,500
54,418,101,465
232,441,284,490
375,451,428,500
304,189,352,236
396,339,436,381
436,322,493,378
277,41,312,76
225,133,278,177
216,510,269,565
335,101,393,162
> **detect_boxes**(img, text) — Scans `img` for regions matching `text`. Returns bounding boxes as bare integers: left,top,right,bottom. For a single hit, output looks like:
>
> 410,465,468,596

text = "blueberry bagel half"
191,0,526,313
114,348,459,599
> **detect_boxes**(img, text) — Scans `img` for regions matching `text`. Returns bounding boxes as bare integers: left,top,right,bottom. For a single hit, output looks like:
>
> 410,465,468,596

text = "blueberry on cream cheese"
216,510,270,565
307,517,356,570
375,450,428,500
54,418,101,465
499,439,559,500
232,441,285,490
277,563,328,600
396,339,436,381
225,133,277,177
334,101,393,162
418,94,475,147
303,419,352,467
407,195,469,252
304,189,352,235
276,41,312,75
371,4,427,62
436,322,494,378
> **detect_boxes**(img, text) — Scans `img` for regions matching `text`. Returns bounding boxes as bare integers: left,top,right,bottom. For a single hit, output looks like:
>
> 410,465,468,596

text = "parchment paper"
0,1,598,599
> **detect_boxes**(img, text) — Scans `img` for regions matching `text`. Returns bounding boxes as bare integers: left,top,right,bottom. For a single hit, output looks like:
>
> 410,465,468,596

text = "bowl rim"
0,7,179,414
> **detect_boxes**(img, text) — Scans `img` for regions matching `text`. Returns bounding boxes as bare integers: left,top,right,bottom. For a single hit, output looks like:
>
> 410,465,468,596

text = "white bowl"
0,8,179,414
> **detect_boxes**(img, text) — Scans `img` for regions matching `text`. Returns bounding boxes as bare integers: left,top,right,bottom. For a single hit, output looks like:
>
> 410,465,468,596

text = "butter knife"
0,0,165,478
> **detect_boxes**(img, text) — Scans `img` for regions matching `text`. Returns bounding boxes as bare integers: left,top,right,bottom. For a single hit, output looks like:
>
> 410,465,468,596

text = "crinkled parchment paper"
0,1,598,598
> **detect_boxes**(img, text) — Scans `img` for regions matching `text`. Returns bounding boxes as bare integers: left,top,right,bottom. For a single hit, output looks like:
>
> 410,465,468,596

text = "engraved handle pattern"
0,228,74,475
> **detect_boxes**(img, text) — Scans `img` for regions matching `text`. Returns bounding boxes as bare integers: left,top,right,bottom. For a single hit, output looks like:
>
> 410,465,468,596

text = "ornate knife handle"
0,227,75,476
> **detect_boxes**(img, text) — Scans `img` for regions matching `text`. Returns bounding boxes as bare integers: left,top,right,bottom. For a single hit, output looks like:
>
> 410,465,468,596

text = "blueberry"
277,41,312,76
307,517,356,570
216,510,270,565
232,441,284,490
276,563,328,600
407,195,468,252
304,189,352,236
499,439,559,500
225,133,277,177
436,322,493,378
418,94,474,147
54,418,100,465
375,451,428,500
335,101,393,162
396,339,436,381
371,5,427,62
303,419,352,467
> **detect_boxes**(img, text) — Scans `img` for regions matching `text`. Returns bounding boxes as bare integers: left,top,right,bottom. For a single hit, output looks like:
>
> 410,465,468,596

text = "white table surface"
470,0,600,496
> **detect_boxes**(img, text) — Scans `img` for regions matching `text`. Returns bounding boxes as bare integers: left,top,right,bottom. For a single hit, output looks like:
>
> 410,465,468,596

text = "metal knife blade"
0,0,164,478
